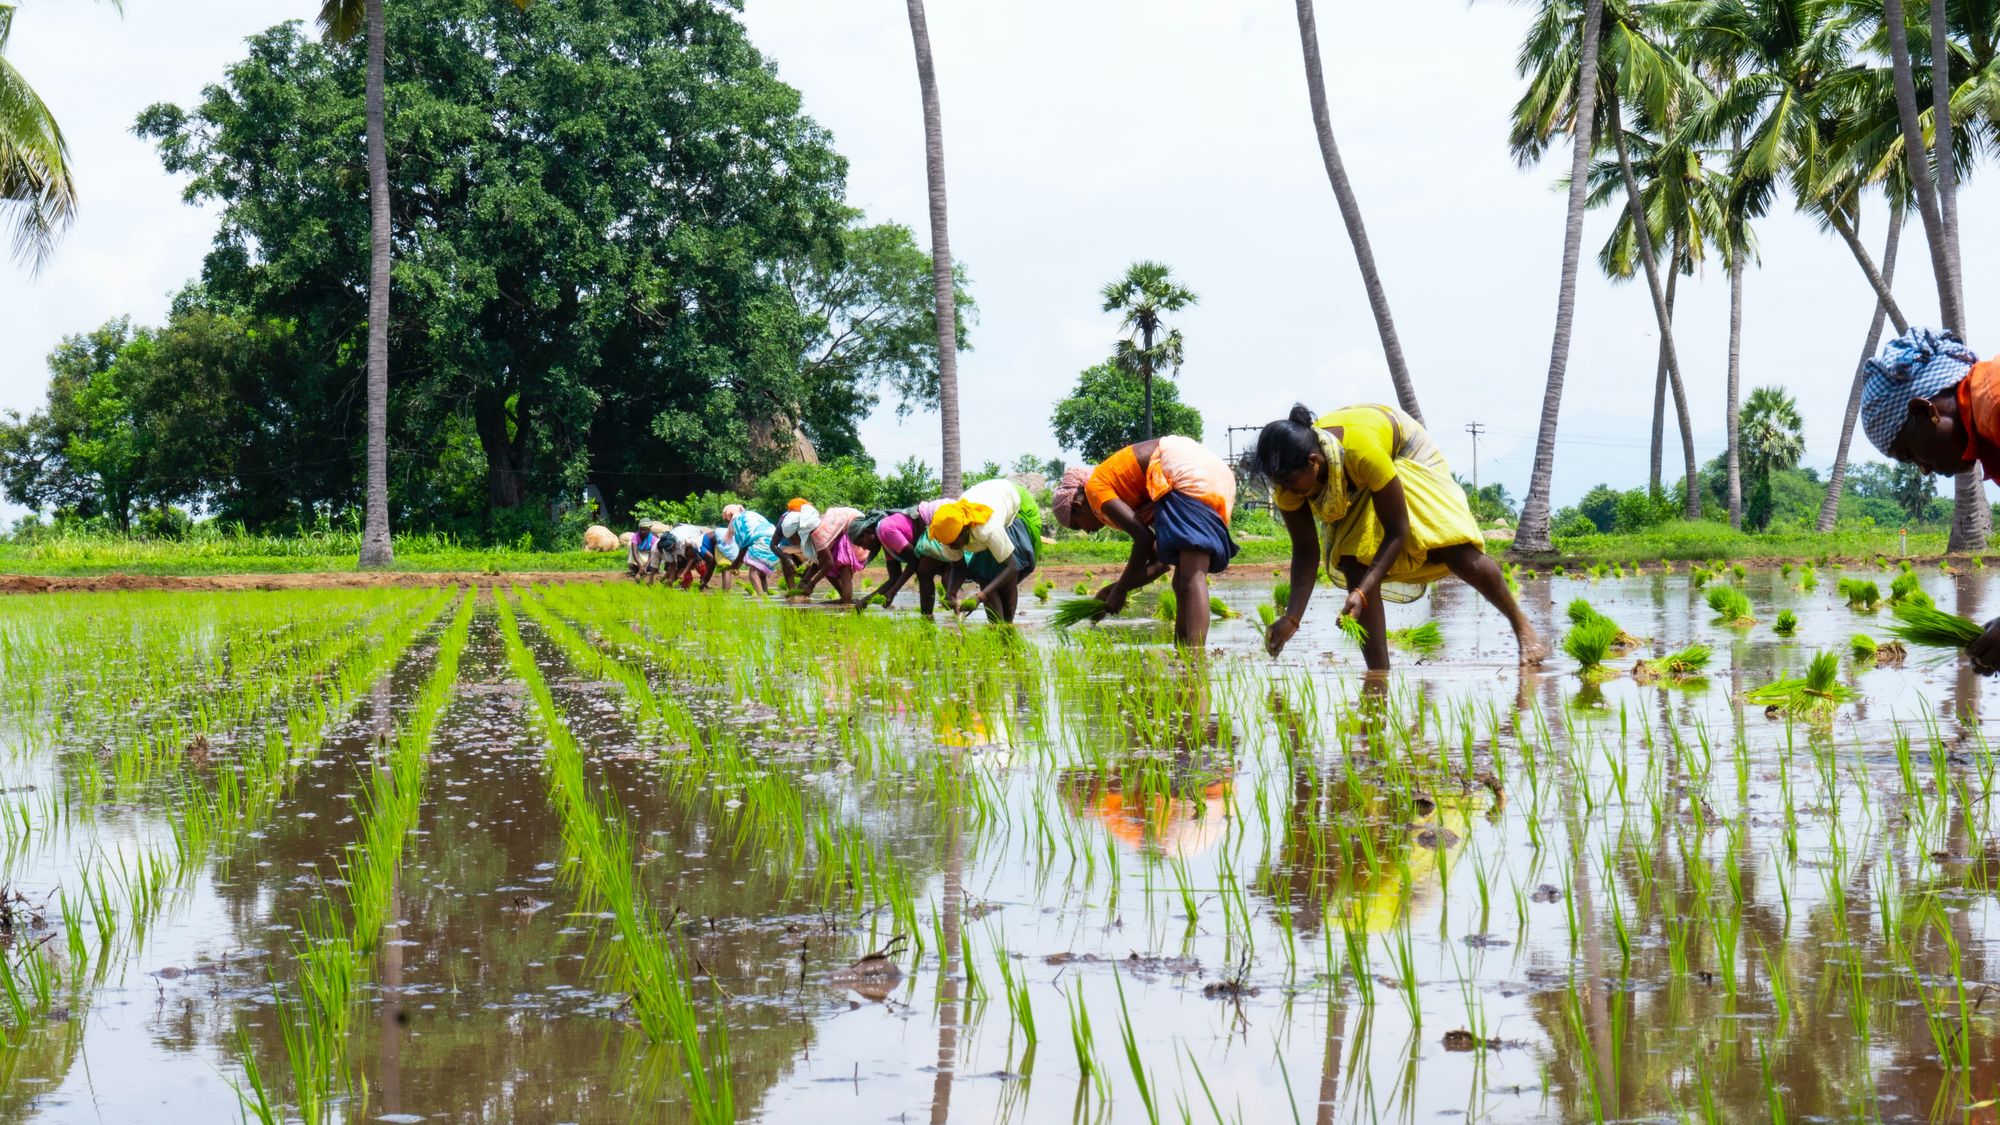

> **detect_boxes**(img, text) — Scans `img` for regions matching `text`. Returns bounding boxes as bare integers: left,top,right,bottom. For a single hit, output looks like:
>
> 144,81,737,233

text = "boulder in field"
582,525,619,552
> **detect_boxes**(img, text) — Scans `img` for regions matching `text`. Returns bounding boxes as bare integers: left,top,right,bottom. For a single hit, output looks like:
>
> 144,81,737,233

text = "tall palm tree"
904,0,962,498
1739,384,1803,529
1513,0,1609,554
1292,0,1423,424
1880,0,1984,550
1102,262,1196,441
1819,214,1902,531
319,0,396,568
1,1,118,272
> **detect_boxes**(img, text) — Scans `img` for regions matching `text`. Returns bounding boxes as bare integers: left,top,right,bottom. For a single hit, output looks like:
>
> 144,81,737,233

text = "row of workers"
624,401,1551,670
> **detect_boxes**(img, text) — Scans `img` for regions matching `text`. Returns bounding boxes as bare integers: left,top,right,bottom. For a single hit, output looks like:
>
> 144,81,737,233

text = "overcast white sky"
3,0,1992,521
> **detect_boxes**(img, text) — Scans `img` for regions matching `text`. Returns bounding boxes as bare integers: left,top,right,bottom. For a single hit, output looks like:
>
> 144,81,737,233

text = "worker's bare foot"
1517,630,1549,667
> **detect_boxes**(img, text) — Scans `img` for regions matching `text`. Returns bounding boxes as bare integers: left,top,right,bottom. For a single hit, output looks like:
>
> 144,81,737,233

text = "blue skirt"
965,519,1038,584
1153,490,1238,572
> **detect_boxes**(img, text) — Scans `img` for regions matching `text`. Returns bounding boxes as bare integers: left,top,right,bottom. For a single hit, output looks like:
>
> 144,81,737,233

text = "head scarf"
928,498,992,547
1862,327,1978,455
722,503,744,520
779,506,821,541
1051,465,1092,529
787,497,810,512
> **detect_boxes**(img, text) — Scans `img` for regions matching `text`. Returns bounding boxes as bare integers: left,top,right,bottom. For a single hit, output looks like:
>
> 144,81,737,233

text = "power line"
1464,421,1485,494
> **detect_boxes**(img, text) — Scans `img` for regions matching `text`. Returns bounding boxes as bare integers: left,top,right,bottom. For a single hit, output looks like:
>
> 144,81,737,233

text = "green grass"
1535,521,1947,564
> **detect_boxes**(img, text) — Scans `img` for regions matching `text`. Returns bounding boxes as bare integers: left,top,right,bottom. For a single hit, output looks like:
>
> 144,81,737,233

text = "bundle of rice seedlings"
1563,617,1620,681
1256,604,1278,629
1033,580,1054,603
1634,644,1711,682
1272,581,1291,609
1888,571,1922,604
1156,589,1179,621
1887,600,1984,653
1747,651,1855,723
1975,556,1987,570
1569,597,1642,649
1780,562,1793,578
1705,584,1756,627
1388,621,1444,657
1552,565,1566,577
1773,609,1798,636
1337,614,1368,646
1731,563,1747,581
1798,566,1819,592
1050,596,1110,631
1691,567,1712,589
1849,633,1878,661
1073,582,1091,595
1208,595,1236,619
1839,578,1881,610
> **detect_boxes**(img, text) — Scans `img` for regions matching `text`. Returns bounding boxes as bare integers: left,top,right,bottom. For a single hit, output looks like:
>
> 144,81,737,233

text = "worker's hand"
1972,617,2000,675
1095,583,1126,617
1265,614,1300,658
1341,588,1369,622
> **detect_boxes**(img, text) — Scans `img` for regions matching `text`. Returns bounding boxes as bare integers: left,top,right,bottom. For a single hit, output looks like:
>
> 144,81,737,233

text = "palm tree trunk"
1608,99,1698,519
1649,259,1678,498
1294,0,1424,425
1141,322,1156,439
1725,229,1745,529
1829,209,1910,333
1930,0,1961,307
1887,0,1986,550
905,0,962,498
1513,0,1606,554
357,0,394,569
1820,216,1902,532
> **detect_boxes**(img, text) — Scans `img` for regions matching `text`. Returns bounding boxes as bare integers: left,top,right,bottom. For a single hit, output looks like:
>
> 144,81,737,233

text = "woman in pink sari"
797,506,871,603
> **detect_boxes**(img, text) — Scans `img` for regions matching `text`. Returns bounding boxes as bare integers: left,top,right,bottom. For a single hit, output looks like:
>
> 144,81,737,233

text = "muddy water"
2,567,1998,1123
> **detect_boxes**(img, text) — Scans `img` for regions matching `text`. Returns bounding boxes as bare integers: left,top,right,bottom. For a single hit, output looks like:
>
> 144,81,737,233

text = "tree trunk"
357,0,394,568
1512,0,1606,554
905,0,962,499
1930,0,1961,309
1609,100,1699,519
1294,0,1424,425
1649,258,1678,498
473,385,526,510
1725,226,1744,528
1886,0,1985,549
1820,216,1902,531
1141,321,1156,440
1829,209,1910,333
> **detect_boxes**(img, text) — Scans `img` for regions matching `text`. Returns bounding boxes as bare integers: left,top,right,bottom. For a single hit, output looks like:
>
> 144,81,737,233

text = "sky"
3,0,1993,522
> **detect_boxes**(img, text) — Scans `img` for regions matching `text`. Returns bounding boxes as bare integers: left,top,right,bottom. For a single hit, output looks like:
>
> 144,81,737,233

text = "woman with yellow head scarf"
923,477,1041,622
1253,404,1545,670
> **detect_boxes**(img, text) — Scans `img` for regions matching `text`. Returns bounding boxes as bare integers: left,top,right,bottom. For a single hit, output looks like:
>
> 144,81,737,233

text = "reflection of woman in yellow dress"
1252,404,1546,671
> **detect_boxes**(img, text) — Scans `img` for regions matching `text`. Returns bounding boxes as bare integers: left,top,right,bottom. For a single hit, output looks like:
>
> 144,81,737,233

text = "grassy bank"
0,521,1959,578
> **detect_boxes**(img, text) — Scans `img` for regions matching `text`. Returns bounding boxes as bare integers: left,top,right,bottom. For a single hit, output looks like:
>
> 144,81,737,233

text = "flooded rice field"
2,563,2000,1122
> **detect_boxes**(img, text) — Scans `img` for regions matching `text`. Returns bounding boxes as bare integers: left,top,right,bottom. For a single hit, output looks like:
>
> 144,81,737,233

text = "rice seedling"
1562,617,1620,682
1155,589,1178,622
1746,651,1855,723
1705,585,1755,627
1838,578,1881,610
1886,600,1983,654
1256,604,1277,629
1207,595,1236,619
1336,614,1368,647
1387,621,1444,657
1849,633,1878,661
1632,644,1710,683
1033,580,1053,603
1773,609,1798,636
1887,570,1931,607
1272,581,1290,609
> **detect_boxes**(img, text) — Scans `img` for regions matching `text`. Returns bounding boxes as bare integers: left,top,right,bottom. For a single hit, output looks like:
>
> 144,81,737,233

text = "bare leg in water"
1429,544,1547,666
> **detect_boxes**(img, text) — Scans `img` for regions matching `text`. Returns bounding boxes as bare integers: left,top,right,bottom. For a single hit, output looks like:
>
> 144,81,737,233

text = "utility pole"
1465,421,1485,495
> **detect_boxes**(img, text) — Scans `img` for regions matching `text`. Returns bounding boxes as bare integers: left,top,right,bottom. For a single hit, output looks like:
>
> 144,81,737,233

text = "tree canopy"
1050,361,1204,464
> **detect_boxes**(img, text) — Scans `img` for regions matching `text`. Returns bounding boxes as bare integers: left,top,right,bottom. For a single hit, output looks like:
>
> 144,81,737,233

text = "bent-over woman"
851,503,946,613
924,478,1040,623
795,506,871,604
1052,435,1239,646
1254,404,1544,670
715,505,778,595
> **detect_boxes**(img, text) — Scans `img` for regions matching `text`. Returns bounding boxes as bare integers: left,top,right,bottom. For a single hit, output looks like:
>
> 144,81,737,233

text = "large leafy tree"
1050,361,1203,463
0,320,145,528
137,1,867,527
1101,261,1197,441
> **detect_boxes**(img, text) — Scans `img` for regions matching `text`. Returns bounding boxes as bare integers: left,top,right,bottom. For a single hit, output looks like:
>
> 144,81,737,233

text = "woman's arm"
1342,478,1409,617
1094,499,1167,615
976,556,1020,607
1267,503,1321,656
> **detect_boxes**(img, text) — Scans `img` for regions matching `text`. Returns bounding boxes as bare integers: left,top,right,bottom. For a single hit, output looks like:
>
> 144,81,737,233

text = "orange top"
1085,436,1235,525
1958,360,2000,484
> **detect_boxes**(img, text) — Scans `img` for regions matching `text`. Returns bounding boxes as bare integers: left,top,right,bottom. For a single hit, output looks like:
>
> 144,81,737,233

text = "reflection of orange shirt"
1958,361,2000,483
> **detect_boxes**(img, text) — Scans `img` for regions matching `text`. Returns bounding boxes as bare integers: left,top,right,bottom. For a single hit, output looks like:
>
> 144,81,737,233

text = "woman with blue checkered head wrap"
1861,328,1979,473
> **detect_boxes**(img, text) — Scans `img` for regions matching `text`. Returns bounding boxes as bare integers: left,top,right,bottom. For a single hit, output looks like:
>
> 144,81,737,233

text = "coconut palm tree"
1102,262,1196,441
1512,0,1610,554
1292,0,1423,424
904,0,962,497
1,1,118,272
1819,214,1902,531
1739,384,1803,529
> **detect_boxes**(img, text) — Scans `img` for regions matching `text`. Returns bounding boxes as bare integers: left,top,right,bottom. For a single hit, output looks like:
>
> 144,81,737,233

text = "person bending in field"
773,499,818,589
851,503,947,613
1860,327,2000,672
923,478,1041,623
1252,404,1545,671
664,523,711,588
626,522,665,581
1051,436,1240,646
793,506,871,604
713,504,778,595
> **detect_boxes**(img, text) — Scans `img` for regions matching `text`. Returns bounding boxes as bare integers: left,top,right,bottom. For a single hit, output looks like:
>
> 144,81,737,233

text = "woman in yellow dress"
1254,403,1546,670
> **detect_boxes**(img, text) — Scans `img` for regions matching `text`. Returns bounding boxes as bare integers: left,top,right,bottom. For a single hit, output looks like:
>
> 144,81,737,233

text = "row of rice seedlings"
1839,577,1881,610
495,595,735,1123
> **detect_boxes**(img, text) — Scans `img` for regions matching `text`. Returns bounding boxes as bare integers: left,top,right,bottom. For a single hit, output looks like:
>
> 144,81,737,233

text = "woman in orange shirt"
1051,435,1239,646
